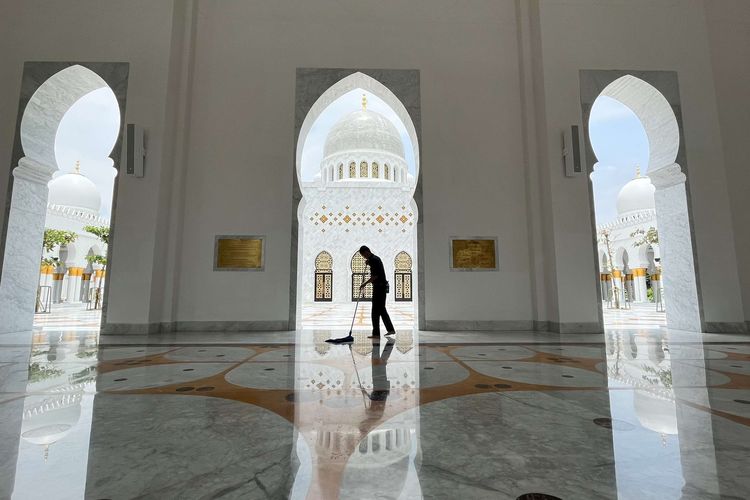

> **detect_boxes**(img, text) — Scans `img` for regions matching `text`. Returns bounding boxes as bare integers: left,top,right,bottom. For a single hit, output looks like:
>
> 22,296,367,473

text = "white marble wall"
301,185,416,305
651,165,701,331
0,159,56,334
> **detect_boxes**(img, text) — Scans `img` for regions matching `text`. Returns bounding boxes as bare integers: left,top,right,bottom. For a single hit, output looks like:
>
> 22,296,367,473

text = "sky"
299,88,416,182
588,95,650,224
53,86,120,217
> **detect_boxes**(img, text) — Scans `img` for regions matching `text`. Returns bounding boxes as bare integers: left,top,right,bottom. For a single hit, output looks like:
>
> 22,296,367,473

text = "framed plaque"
214,235,265,271
450,237,498,271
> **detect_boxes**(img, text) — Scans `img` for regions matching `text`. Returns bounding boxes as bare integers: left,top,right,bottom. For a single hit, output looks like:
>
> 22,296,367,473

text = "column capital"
13,157,57,185
649,163,685,189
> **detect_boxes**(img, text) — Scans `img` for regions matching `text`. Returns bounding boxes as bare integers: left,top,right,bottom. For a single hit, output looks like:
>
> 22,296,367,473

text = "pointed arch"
295,71,420,185
21,65,111,170
598,74,679,172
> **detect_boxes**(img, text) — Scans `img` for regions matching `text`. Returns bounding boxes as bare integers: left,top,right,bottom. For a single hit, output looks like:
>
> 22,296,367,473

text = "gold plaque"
451,238,497,270
216,237,264,270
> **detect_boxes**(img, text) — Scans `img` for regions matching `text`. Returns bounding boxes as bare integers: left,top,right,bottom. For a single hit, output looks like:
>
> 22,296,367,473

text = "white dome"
323,108,405,160
48,166,101,213
616,173,655,215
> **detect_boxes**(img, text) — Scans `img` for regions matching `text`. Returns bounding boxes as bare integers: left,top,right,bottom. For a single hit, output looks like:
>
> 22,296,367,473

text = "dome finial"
361,93,367,111
74,160,81,174
635,166,641,178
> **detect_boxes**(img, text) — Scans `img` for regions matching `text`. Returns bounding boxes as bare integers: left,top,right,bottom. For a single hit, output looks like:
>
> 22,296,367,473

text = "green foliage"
85,254,107,266
27,362,64,383
630,226,659,247
83,225,109,245
41,256,59,268
42,229,77,253
647,288,654,302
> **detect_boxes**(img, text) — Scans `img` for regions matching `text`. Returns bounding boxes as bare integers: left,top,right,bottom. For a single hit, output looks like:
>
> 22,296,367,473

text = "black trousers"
371,286,395,335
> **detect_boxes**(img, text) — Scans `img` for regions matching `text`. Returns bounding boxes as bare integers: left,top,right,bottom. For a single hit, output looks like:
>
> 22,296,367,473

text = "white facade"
597,171,661,305
300,98,417,308
39,165,109,304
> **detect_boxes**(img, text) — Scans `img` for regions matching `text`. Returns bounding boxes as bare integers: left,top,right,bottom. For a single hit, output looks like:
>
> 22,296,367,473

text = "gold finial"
74,160,81,174
362,94,367,111
635,166,641,178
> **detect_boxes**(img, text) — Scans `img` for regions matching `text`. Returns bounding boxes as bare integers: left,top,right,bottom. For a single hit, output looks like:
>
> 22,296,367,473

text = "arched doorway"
0,63,127,334
314,251,333,302
351,251,372,302
293,71,421,328
394,251,413,302
583,72,701,332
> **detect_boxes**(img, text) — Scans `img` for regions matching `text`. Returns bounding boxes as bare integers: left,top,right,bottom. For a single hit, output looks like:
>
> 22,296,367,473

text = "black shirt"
367,254,386,286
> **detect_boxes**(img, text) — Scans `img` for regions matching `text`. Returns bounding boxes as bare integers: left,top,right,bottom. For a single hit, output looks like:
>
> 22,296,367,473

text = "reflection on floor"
1,327,748,499
603,302,667,330
302,301,415,328
32,302,101,331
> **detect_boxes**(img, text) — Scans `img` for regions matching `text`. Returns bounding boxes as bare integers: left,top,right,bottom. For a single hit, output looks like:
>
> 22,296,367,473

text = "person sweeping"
357,246,396,339
326,245,396,344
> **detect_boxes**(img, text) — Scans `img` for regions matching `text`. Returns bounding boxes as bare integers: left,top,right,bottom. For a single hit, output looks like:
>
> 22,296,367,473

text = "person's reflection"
355,337,395,429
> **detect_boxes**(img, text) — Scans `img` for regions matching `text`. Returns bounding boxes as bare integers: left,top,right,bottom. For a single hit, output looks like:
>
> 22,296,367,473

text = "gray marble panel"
704,322,748,333
84,394,295,499
451,345,536,361
97,346,175,361
418,361,470,388
163,346,255,363
465,361,607,388
97,363,230,391
224,362,295,390
416,392,617,499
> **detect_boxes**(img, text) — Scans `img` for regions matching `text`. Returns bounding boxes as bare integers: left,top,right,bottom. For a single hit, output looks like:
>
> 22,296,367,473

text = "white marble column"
65,266,82,303
0,158,56,334
650,164,701,331
612,269,625,307
632,268,648,303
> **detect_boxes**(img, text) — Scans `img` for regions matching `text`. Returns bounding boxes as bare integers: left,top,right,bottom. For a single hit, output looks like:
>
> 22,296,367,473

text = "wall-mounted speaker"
125,124,146,178
562,125,585,177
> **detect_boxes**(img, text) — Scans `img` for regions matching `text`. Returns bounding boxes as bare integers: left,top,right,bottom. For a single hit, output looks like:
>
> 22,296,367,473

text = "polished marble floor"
603,302,667,330
301,301,415,328
1,325,749,499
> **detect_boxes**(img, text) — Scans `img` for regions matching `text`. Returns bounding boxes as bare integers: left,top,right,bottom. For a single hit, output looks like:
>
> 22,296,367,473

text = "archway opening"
295,73,419,331
588,75,700,331
0,65,122,334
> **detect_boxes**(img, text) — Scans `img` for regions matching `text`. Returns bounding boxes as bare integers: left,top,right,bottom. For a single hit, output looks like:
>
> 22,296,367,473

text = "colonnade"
38,262,106,306
600,267,662,307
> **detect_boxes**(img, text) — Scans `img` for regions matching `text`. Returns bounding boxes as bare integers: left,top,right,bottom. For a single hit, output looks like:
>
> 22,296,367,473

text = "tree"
630,226,658,247
85,254,107,267
84,225,110,305
41,229,77,266
598,228,620,309
83,225,109,245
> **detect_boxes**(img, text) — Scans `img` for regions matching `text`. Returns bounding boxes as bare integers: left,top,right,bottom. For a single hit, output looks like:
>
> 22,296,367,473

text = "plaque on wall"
214,235,265,271
450,237,498,271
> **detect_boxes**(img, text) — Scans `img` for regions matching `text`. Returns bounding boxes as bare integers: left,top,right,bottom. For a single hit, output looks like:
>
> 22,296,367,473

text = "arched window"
372,162,379,178
384,164,390,180
338,164,343,180
394,251,413,301
314,251,333,301
351,251,372,301
360,161,368,178
349,162,356,178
